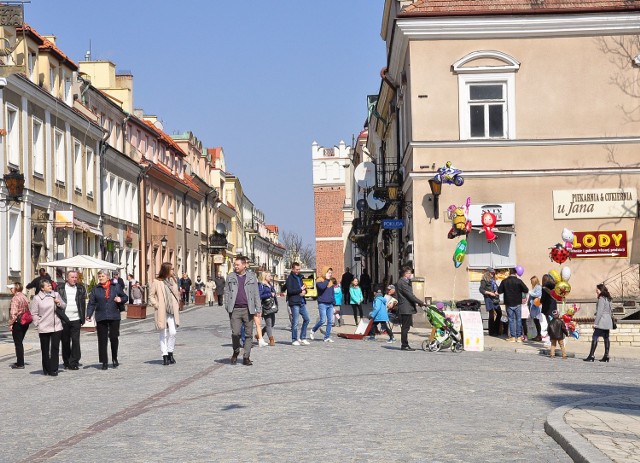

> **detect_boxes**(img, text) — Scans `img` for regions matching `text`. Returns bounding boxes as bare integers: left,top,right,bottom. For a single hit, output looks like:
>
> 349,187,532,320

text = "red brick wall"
314,186,345,276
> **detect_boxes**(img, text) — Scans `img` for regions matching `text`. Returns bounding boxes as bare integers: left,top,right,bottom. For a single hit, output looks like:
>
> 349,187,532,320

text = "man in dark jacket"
286,262,310,345
214,272,226,306
395,266,426,351
359,268,372,304
57,271,87,370
179,273,192,306
498,268,529,342
340,268,354,306
26,268,52,295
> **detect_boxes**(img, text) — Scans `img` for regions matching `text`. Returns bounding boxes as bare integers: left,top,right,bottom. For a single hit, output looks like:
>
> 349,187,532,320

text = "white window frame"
86,147,94,196
73,139,82,192
49,66,56,92
32,117,44,175
8,210,21,272
6,104,19,166
132,186,138,225
176,198,183,228
54,129,65,184
103,173,111,216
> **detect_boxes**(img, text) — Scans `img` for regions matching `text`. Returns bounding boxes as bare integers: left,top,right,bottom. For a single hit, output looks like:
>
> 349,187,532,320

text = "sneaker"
292,340,301,346
506,337,516,342
366,336,375,341
324,338,334,343
258,338,269,347
301,339,310,345
387,338,396,344
309,331,315,340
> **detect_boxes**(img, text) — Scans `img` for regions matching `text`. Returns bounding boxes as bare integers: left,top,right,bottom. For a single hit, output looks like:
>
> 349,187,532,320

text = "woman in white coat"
205,277,216,306
148,262,181,365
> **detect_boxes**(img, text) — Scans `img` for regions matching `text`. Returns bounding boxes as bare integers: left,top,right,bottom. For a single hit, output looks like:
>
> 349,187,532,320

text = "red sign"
570,230,627,259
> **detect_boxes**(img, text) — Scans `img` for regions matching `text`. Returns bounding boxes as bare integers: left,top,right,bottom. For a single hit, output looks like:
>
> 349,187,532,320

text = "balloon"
550,244,570,264
549,269,562,283
453,239,468,268
515,265,524,277
533,298,542,307
550,290,563,302
555,281,571,297
561,266,571,282
571,329,580,340
481,212,497,242
561,228,574,250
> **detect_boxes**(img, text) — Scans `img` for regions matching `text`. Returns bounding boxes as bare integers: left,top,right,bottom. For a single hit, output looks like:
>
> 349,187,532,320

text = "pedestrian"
86,269,128,370
253,283,269,348
368,285,395,343
340,267,354,306
349,278,364,325
148,262,181,366
584,283,614,363
498,268,529,342
57,271,87,371
194,275,205,298
225,256,261,365
479,268,502,337
285,262,311,346
131,282,143,304
112,271,126,312
8,282,31,370
385,284,399,328
214,271,225,306
310,266,335,343
528,276,543,341
126,273,135,301
359,268,372,304
26,267,52,296
547,309,568,359
179,273,192,306
332,278,343,326
258,271,279,346
30,280,66,376
205,277,216,306
395,266,426,351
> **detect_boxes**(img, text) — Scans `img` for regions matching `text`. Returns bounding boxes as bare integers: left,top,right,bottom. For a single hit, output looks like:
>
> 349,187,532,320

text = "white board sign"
460,311,485,352
552,188,637,219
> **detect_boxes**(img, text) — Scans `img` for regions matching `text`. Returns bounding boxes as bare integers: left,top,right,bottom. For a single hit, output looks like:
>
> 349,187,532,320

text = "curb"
544,397,614,463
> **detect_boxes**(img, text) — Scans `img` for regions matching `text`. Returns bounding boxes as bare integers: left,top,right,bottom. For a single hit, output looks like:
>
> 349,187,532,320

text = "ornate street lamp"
428,178,442,219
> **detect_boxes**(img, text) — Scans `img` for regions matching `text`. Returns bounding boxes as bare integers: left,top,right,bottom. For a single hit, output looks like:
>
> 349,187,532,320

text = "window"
6,105,19,166
131,186,138,224
8,210,21,272
176,198,183,227
103,174,111,216
49,66,56,92
125,182,132,222
118,180,125,217
54,130,65,183
468,84,506,138
32,118,44,175
194,205,199,234
161,193,167,221
73,140,82,191
86,148,95,196
62,69,72,105
27,51,36,78
168,196,174,223
153,189,159,217
186,203,192,230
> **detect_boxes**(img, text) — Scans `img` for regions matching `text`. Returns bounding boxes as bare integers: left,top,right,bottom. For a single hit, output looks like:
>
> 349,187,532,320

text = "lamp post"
428,179,442,219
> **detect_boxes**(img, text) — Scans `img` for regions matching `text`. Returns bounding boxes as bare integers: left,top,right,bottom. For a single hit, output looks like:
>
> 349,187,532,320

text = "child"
368,286,395,343
332,278,342,326
547,310,569,359
349,278,364,325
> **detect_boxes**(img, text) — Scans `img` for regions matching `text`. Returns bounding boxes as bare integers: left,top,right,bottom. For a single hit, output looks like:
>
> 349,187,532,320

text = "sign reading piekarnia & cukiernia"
552,188,637,219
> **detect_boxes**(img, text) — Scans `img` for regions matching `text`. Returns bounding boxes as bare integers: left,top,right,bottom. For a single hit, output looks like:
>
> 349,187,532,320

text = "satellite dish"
153,120,164,131
215,223,227,235
354,162,376,188
356,199,367,212
366,191,386,211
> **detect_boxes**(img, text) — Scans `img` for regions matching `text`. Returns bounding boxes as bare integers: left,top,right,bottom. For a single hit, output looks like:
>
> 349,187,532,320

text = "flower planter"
194,294,206,305
127,303,147,319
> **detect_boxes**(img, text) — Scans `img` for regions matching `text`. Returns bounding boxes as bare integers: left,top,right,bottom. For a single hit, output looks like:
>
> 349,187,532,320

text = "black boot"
162,355,169,366
168,352,176,364
112,359,119,368
584,338,598,361
600,338,610,362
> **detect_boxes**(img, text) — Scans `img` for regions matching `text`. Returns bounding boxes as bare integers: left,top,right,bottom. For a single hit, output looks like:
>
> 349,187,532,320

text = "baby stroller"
422,305,463,353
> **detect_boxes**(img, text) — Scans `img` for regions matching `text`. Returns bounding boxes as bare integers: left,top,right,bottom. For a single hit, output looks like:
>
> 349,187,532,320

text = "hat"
387,284,395,291
486,267,495,273
7,283,15,289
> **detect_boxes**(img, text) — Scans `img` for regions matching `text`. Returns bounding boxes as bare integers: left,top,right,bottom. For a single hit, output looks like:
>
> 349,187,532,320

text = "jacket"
594,297,614,330
547,317,569,340
179,277,192,290
57,283,87,325
8,292,30,327
148,278,181,331
479,278,500,309
316,280,335,305
349,286,364,305
396,277,424,315
87,283,128,322
285,272,306,307
30,291,66,333
224,271,261,314
498,276,529,307
259,282,279,315
334,286,343,305
205,281,216,298
26,274,53,295
541,282,557,317
369,295,390,322
214,277,225,295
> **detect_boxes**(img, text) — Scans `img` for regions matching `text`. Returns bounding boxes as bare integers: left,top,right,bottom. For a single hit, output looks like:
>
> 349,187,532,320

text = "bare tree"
281,230,315,269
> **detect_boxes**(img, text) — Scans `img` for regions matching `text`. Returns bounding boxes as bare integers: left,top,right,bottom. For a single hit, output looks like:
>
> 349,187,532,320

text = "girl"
258,271,278,346
148,262,181,365
528,276,543,341
349,278,364,325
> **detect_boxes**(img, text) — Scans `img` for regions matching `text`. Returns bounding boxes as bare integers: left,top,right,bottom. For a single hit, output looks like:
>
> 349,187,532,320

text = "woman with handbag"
148,262,181,365
86,269,128,370
30,280,66,376
8,282,31,369
258,271,278,346
584,284,614,363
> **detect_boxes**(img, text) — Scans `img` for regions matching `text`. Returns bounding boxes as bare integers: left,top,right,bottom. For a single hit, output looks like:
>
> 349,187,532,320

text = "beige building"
366,0,640,304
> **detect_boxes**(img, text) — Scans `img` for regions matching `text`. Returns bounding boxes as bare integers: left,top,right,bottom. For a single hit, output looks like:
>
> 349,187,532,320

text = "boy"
547,310,569,359
368,286,396,343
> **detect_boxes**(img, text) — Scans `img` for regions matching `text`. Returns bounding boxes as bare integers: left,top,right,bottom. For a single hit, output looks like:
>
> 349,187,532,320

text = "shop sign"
570,230,627,259
469,203,515,226
213,254,225,264
553,188,637,219
382,219,404,229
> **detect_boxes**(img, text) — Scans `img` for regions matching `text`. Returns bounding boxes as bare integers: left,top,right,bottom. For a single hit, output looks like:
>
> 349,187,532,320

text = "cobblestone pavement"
1,300,639,463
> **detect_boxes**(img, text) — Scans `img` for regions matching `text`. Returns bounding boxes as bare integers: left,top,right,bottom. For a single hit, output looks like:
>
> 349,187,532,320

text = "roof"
265,224,279,234
18,24,78,69
400,0,640,17
132,117,187,157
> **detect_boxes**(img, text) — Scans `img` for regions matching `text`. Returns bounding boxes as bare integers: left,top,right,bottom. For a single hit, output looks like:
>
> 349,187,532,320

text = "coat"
148,278,182,331
214,277,225,295
285,272,305,307
396,277,423,315
349,286,364,305
224,271,261,314
87,283,128,322
57,283,87,325
594,297,614,330
8,292,29,327
205,281,216,299
369,295,390,322
547,317,569,340
498,275,529,307
30,291,66,333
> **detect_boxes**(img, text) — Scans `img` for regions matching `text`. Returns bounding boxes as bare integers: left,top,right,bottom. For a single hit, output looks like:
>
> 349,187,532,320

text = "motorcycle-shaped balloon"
434,161,464,187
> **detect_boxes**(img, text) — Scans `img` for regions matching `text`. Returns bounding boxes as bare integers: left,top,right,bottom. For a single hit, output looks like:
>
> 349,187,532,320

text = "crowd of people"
7,260,616,372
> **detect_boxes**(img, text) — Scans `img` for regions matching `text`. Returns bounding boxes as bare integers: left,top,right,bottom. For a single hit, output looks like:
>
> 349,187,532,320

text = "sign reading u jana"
382,219,404,229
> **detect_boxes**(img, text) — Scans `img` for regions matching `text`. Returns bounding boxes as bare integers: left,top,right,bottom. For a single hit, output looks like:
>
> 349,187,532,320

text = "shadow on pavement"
542,382,640,408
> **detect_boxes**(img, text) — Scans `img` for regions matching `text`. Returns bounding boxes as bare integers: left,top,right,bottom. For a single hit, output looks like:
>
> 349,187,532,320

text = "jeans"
159,315,177,355
507,305,522,337
290,304,310,341
312,303,333,339
62,319,82,367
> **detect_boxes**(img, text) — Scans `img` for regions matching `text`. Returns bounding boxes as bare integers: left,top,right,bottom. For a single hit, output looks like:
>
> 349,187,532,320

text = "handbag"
261,297,278,315
608,301,617,330
18,310,33,325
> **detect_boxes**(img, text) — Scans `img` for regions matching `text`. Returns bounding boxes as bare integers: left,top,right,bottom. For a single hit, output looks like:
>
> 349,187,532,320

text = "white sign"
469,203,515,226
460,311,485,352
553,188,638,219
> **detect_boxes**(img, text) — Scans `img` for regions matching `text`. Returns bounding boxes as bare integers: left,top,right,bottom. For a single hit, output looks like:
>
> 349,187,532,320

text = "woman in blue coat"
368,286,395,343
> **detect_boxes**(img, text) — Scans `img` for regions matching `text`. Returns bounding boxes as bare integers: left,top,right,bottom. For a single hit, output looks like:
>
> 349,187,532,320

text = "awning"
41,254,123,270
55,218,102,236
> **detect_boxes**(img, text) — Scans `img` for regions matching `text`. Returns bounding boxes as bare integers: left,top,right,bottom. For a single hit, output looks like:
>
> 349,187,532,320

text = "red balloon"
549,244,570,264
550,290,564,302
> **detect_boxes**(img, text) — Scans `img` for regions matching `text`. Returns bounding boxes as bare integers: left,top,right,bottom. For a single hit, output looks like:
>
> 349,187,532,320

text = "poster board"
459,311,484,352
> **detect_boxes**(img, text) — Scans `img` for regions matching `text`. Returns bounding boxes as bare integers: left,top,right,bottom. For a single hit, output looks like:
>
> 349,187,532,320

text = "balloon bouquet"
561,303,581,339
547,228,579,339
448,197,471,268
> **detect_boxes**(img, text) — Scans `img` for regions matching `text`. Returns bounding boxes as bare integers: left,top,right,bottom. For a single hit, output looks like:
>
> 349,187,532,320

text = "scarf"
102,280,112,300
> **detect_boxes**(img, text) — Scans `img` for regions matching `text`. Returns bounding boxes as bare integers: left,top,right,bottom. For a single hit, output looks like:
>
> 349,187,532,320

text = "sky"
25,0,387,246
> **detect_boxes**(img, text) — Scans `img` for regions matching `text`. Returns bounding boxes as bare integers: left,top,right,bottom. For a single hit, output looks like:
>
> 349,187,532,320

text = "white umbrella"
41,254,124,271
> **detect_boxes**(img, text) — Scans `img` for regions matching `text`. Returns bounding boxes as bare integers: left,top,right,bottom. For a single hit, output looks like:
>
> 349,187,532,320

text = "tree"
281,230,316,269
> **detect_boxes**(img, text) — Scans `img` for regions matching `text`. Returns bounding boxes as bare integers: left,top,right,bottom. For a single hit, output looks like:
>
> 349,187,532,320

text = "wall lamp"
428,178,442,219
151,235,168,249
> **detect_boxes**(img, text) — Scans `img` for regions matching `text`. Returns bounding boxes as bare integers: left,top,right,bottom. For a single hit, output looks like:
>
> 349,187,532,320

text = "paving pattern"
1,299,639,462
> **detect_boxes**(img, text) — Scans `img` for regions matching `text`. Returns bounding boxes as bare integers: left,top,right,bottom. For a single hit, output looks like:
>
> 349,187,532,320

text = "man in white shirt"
58,271,87,370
